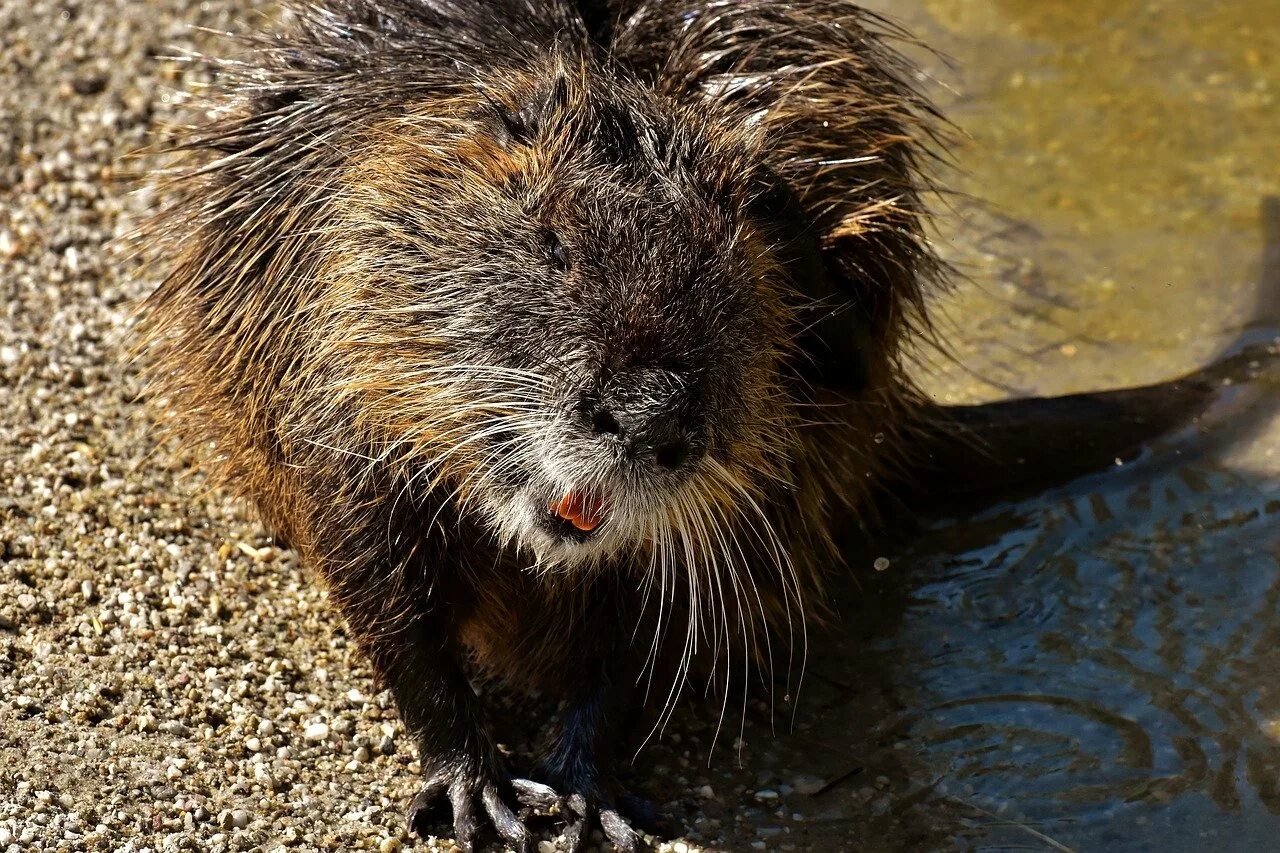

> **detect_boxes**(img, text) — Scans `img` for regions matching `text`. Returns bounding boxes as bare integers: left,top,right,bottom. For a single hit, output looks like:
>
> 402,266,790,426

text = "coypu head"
144,2,939,587
318,60,835,569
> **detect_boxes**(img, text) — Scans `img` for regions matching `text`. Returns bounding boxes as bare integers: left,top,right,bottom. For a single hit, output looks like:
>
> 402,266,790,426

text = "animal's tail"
903,196,1280,503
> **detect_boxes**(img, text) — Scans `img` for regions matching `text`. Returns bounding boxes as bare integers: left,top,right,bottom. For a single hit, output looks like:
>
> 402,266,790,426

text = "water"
669,2,1280,850
861,459,1280,850
908,0,1280,399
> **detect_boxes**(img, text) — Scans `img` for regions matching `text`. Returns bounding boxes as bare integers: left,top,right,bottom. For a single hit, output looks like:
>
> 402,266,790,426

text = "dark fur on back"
138,1,944,848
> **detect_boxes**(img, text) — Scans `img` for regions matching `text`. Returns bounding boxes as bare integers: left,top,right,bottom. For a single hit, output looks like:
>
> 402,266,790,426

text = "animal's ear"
752,169,875,394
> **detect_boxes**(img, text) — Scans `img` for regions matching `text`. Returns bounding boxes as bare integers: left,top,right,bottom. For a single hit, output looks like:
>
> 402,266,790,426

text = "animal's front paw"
406,766,560,853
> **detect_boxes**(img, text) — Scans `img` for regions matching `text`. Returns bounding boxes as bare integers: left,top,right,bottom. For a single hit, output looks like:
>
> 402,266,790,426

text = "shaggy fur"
138,1,944,849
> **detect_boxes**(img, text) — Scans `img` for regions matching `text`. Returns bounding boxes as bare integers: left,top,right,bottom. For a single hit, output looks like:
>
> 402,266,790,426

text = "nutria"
135,1,1274,850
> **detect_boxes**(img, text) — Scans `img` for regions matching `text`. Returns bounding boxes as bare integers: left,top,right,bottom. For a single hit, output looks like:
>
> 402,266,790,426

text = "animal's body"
137,1,1264,849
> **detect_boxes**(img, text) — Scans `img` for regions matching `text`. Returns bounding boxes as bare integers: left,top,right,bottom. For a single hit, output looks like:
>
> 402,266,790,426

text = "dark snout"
578,368,705,470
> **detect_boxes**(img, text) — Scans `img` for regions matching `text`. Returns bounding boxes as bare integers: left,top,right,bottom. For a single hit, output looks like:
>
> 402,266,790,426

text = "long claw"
482,782,532,853
563,794,594,853
512,777,563,811
449,782,480,853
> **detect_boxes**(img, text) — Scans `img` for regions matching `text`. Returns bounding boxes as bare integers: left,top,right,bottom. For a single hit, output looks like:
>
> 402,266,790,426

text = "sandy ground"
0,3,462,849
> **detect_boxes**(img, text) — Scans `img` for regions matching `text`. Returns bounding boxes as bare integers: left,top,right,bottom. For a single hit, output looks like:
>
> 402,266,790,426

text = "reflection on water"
670,2,1280,850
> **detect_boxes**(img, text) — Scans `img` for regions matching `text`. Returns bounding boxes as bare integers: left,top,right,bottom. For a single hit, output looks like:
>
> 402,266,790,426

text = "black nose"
583,369,701,470
589,403,692,469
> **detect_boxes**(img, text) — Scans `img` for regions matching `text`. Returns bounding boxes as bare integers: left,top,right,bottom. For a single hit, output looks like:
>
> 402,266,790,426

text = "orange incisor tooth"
551,490,605,532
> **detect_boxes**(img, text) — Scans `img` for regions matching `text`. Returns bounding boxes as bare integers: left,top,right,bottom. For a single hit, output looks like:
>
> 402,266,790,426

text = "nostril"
591,408,623,437
654,438,690,470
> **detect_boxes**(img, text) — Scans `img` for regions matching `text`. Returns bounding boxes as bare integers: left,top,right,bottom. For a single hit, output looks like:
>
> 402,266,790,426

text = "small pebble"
303,722,330,742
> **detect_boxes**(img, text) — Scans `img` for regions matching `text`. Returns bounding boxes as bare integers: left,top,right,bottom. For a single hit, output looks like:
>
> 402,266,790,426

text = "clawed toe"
406,780,449,838
512,777,564,812
561,791,646,853
406,773,532,853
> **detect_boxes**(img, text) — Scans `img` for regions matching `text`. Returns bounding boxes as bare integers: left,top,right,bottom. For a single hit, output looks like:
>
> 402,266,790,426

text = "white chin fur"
472,433,670,570
480,482,642,571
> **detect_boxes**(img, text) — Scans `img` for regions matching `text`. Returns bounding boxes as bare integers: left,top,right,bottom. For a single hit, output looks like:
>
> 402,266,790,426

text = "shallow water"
677,2,1280,850
908,0,1280,399
882,463,1280,851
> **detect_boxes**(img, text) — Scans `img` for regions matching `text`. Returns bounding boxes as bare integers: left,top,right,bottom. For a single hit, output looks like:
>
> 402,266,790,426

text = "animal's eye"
546,231,570,272
481,94,538,147
495,101,535,146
